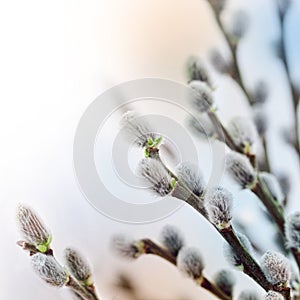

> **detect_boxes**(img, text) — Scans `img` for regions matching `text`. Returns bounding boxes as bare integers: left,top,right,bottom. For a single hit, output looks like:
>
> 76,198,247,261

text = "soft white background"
1,0,300,299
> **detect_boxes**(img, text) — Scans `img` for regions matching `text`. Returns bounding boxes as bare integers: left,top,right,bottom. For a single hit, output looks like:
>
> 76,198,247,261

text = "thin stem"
139,239,231,300
251,177,285,233
200,277,231,300
141,239,177,265
16,241,54,256
261,135,271,173
220,225,272,291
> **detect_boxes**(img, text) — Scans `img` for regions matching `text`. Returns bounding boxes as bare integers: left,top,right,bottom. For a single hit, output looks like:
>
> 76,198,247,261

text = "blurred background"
1,0,300,299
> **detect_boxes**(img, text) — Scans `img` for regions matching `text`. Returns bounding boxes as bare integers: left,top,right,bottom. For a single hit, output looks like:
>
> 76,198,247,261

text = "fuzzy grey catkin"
205,187,233,229
264,291,284,300
261,251,291,285
138,158,173,197
112,235,142,259
187,57,210,84
213,269,236,297
253,109,267,136
252,81,268,104
229,10,249,40
224,232,253,268
177,247,204,280
175,162,205,197
160,225,185,257
237,290,260,300
17,205,51,252
209,49,231,74
285,212,300,249
189,81,213,113
120,111,157,148
31,253,68,287
226,151,256,188
227,117,257,152
260,172,284,203
64,248,92,284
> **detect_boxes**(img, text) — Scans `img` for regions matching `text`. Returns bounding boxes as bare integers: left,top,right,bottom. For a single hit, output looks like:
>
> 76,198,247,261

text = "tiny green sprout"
209,106,218,113
144,148,150,158
153,136,162,147
36,234,52,253
84,276,94,287
147,137,154,147
171,178,177,190
236,264,244,271
243,142,251,155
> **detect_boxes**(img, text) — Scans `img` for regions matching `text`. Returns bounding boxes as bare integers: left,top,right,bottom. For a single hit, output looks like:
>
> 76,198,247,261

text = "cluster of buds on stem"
16,205,100,300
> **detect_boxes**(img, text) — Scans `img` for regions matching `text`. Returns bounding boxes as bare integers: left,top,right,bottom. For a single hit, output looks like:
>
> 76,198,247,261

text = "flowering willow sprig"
31,253,98,300
225,151,300,274
16,204,100,300
124,112,290,297
136,155,273,293
112,228,231,300
205,0,273,173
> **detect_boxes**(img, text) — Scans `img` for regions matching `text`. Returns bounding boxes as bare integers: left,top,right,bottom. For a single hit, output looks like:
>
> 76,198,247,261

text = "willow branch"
207,2,271,172
140,239,231,300
277,5,300,159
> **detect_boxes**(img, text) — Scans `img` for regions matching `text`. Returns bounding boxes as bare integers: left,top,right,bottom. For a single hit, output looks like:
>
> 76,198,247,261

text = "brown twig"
139,239,231,300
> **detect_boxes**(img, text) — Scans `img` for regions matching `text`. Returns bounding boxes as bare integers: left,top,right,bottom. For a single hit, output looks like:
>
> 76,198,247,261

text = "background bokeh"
1,0,300,299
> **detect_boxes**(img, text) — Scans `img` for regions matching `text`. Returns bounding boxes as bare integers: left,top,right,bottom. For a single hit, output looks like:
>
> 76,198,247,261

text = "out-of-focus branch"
137,239,232,300
207,1,271,173
277,4,300,160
